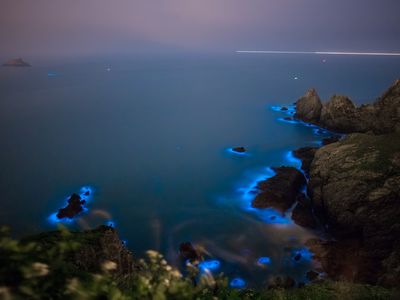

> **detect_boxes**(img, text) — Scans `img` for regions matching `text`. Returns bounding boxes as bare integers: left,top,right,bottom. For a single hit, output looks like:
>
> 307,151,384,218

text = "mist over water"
1,53,399,285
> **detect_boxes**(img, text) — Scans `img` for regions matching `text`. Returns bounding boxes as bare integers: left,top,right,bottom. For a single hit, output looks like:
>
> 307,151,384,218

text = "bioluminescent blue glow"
237,50,400,56
199,259,221,272
226,148,249,157
230,277,246,288
291,247,313,263
47,72,59,77
47,185,94,225
106,220,116,227
236,167,293,225
277,117,301,125
284,151,302,170
47,212,74,225
257,256,271,265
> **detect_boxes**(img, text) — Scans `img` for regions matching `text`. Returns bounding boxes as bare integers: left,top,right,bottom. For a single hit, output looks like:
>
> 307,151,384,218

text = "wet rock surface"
252,167,306,213
56,193,86,219
295,80,400,134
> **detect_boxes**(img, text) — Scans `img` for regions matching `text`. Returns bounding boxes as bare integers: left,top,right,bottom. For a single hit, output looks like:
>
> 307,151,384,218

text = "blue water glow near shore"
226,147,250,156
230,278,246,288
257,256,271,265
199,260,221,272
47,185,94,225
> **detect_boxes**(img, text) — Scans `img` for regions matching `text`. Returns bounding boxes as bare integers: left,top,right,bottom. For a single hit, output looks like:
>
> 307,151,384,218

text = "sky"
1,0,400,57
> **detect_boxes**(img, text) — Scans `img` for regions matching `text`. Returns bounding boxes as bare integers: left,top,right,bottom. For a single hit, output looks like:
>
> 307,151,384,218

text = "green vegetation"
0,226,396,300
337,132,400,173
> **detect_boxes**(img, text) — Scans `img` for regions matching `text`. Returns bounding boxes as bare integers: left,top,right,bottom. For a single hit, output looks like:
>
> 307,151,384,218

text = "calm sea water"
1,53,399,286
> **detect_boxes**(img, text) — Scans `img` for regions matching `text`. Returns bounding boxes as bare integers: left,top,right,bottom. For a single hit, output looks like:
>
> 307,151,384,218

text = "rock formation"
232,146,246,153
252,167,306,213
56,193,86,219
295,80,400,134
307,132,400,286
2,58,31,67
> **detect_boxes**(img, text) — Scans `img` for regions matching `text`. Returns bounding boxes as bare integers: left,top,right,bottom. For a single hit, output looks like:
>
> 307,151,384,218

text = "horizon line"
236,50,400,56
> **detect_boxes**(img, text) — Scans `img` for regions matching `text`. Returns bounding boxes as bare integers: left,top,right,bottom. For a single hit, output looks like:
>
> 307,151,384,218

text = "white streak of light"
236,50,400,56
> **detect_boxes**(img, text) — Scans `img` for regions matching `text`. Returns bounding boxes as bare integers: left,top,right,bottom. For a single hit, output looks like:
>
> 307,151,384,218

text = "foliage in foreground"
0,226,397,300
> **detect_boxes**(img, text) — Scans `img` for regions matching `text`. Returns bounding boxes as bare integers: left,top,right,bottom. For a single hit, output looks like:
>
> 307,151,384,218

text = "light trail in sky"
236,50,400,56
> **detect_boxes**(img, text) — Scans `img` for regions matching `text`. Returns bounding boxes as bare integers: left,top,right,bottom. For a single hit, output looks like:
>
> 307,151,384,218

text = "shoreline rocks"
307,132,400,286
252,167,306,213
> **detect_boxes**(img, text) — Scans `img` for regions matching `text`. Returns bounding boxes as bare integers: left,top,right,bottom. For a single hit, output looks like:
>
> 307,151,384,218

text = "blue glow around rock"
284,151,302,170
199,259,221,272
292,247,313,263
236,167,292,225
257,256,271,265
47,185,94,225
230,277,246,288
106,220,116,228
226,148,249,156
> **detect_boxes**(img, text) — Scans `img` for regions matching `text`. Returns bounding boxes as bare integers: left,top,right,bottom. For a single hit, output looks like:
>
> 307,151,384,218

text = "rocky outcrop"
252,167,306,213
307,132,400,286
179,242,202,262
295,89,322,123
293,147,318,175
232,147,246,153
56,193,86,219
291,194,317,229
2,58,31,67
295,80,400,134
24,226,136,287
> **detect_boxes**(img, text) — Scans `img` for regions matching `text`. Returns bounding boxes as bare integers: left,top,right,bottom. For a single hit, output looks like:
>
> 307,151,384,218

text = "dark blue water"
1,54,399,286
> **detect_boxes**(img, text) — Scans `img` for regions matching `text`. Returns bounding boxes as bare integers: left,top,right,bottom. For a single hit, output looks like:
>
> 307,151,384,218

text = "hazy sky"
1,0,400,57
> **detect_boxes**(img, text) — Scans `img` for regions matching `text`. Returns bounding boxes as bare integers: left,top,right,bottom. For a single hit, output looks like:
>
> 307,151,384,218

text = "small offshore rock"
56,193,86,219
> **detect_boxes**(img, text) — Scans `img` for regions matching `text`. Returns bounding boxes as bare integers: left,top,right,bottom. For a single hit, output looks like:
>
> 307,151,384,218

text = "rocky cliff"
306,133,400,286
295,80,400,134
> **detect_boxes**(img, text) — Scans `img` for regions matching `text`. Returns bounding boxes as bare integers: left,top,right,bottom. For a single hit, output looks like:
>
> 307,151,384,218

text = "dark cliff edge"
293,80,400,287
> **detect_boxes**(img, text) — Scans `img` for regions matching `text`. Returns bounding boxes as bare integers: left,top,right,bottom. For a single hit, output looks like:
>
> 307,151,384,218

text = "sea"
1,53,399,287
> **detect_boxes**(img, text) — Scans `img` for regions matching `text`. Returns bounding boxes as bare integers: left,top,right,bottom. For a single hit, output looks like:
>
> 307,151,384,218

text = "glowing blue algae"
257,256,271,265
277,117,300,125
284,151,302,169
230,278,246,288
199,259,221,272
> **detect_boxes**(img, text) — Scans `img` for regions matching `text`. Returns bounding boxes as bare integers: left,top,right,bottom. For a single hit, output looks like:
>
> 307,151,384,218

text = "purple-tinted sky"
1,0,399,57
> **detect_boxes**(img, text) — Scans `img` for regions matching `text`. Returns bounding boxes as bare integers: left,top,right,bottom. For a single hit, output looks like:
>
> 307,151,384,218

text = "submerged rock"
252,167,306,213
280,106,289,111
2,58,31,67
56,193,86,219
232,146,246,153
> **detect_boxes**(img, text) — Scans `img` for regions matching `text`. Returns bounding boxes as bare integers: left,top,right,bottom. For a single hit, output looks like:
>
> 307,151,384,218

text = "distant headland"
2,58,31,67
